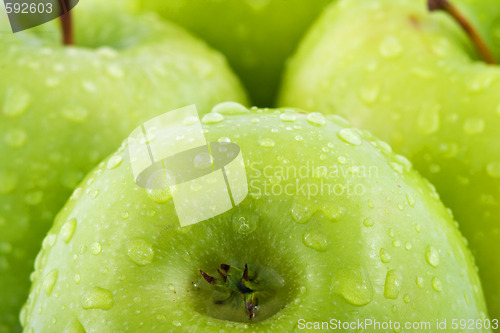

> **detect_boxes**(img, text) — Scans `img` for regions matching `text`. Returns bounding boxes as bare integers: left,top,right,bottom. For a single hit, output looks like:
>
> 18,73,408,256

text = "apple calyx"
427,0,495,64
200,264,262,320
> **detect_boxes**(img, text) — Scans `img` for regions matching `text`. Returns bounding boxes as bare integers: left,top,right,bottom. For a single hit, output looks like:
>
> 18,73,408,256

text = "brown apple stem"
59,1,73,45
428,0,495,64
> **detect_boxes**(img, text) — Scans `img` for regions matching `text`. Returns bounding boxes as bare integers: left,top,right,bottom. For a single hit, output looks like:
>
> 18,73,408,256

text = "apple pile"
0,0,499,332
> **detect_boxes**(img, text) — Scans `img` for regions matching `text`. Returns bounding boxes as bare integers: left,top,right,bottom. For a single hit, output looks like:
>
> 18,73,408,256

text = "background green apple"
0,4,247,332
141,0,332,106
279,0,500,321
22,105,488,332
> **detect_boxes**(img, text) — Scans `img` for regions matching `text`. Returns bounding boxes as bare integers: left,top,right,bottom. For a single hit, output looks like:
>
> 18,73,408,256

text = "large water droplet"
194,152,212,170
211,101,249,115
331,267,373,306
463,117,485,135
5,129,27,148
146,188,172,203
486,162,500,178
363,217,375,227
127,239,154,265
379,36,403,58
258,138,275,148
302,229,328,252
106,155,123,170
0,171,18,194
43,269,58,296
61,106,89,123
417,104,440,134
358,84,380,105
425,245,440,267
81,287,113,310
321,205,346,222
291,201,314,224
90,242,102,255
232,213,258,235
201,112,224,124
63,317,86,333
384,270,403,299
280,110,297,122
380,248,392,263
60,218,77,243
3,87,31,117
416,276,424,289
431,277,443,292
338,128,362,146
306,112,326,126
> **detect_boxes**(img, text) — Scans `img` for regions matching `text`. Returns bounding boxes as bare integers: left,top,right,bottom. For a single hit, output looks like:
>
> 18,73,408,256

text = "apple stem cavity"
428,0,495,64
59,10,73,45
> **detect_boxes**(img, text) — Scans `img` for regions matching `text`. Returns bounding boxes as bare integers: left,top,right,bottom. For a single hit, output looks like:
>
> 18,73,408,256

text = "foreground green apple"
0,5,247,332
278,0,500,319
141,0,332,106
22,104,489,332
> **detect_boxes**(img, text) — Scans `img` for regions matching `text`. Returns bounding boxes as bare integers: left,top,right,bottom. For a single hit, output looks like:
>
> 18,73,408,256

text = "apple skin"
278,0,500,321
140,0,332,107
0,5,247,332
21,104,489,332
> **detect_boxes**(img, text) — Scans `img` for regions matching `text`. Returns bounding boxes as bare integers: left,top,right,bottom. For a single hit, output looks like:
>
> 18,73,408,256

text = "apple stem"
428,0,495,64
59,9,73,45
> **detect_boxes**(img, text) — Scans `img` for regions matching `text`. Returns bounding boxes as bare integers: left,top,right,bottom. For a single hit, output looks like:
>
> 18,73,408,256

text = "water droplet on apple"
217,136,231,143
321,205,345,222
127,239,154,265
61,106,89,123
406,193,416,207
168,284,175,292
280,109,297,122
389,162,403,174
106,155,123,169
43,269,58,296
417,104,440,134
82,80,97,93
232,213,258,235
211,102,249,115
258,138,275,148
486,162,500,178
463,117,485,135
172,321,182,327
392,239,401,248
201,112,224,124
90,242,102,255
358,84,380,105
302,229,328,252
63,317,85,333
106,64,124,78
5,128,27,148
379,35,403,58
337,128,362,146
291,201,314,224
384,270,403,299
380,248,391,263
121,211,130,220
331,267,373,306
405,242,412,251
425,245,440,267
81,287,113,310
91,190,100,199
3,87,31,117
363,217,374,227
306,112,326,126
25,191,43,205
432,277,442,292
60,218,77,243
294,135,303,142
0,171,18,194
74,274,81,284
416,276,424,289
146,188,172,204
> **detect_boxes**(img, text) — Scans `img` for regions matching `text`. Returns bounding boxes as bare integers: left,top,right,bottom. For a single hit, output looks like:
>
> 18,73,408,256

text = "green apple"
0,4,247,332
278,0,500,321
22,104,489,332
140,0,332,106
